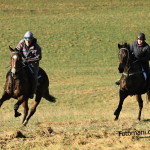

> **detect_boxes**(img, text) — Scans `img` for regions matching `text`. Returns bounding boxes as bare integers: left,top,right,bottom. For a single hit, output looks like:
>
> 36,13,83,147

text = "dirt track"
1,120,149,150
0,121,108,150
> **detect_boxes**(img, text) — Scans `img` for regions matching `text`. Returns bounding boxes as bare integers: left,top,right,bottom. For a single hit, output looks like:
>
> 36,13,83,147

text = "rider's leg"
29,62,39,99
141,62,150,93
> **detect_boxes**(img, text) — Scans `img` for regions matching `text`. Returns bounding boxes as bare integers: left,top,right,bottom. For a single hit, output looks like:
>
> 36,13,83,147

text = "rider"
16,31,42,98
115,33,150,85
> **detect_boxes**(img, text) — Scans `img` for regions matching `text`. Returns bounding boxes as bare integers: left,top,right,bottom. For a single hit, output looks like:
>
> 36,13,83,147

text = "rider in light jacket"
16,31,42,98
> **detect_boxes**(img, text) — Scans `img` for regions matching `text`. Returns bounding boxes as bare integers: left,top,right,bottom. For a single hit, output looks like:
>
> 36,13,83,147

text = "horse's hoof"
23,120,28,126
114,111,117,116
0,102,3,108
15,112,22,117
114,117,118,121
51,98,56,103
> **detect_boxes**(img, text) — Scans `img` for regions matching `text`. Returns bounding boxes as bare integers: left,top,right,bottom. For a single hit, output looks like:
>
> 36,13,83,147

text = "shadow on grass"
142,119,150,122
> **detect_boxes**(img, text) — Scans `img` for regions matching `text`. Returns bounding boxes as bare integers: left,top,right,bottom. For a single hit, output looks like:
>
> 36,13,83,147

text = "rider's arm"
16,40,24,51
138,46,150,61
27,45,42,62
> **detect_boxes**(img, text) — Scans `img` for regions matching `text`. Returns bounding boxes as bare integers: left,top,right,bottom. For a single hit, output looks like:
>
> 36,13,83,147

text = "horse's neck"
124,66,130,73
124,63,141,73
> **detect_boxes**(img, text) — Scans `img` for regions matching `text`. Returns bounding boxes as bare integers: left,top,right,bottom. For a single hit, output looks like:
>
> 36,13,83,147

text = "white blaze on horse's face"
11,54,18,74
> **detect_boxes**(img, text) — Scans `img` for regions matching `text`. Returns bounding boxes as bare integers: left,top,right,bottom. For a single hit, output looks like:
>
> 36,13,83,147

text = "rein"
119,48,145,77
122,70,144,77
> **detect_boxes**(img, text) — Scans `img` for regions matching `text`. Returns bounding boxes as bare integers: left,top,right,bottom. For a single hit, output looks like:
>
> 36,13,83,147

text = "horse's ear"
9,46,14,52
118,44,121,49
125,43,128,47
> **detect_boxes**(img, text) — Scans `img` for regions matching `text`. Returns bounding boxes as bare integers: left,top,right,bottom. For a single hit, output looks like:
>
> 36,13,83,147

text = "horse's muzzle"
11,68,16,77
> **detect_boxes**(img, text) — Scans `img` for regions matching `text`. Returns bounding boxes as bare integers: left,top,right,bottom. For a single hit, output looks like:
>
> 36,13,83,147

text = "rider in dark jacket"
115,33,150,85
130,33,150,74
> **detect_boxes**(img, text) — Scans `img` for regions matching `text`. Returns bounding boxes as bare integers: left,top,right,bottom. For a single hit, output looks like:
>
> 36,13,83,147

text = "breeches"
141,62,149,74
30,62,39,92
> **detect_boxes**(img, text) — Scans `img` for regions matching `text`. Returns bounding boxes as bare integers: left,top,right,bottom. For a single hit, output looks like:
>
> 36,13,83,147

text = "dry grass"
1,93,150,149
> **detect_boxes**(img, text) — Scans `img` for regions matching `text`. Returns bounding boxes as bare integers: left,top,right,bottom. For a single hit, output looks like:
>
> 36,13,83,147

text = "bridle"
10,51,33,78
119,48,130,67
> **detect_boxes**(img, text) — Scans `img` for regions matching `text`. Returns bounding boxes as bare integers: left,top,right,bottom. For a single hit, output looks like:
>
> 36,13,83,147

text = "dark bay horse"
114,43,150,121
0,46,56,126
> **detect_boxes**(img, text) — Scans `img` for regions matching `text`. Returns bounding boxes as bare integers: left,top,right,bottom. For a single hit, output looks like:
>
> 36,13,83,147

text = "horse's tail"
43,89,56,103
146,91,150,102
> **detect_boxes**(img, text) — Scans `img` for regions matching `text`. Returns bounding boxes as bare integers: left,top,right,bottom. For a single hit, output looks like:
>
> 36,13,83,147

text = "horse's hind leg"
22,100,29,124
23,95,42,126
0,91,11,107
114,90,128,120
136,94,143,121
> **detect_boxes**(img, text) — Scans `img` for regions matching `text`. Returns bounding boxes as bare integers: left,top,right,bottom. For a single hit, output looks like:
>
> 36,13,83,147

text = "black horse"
0,46,56,126
114,43,150,120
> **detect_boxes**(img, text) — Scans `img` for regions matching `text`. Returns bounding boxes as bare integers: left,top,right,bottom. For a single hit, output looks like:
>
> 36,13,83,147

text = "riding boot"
142,62,150,89
28,62,39,99
147,71,150,91
146,73,150,101
29,76,38,99
115,79,120,85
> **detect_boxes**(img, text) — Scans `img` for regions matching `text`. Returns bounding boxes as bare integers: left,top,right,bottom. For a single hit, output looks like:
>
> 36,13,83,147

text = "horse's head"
117,43,131,73
9,46,22,76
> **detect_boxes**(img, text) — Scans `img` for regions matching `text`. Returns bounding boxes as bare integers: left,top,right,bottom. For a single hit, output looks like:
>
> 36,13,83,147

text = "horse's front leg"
14,96,27,117
0,91,11,107
114,90,128,120
22,100,29,124
136,94,143,121
23,95,42,126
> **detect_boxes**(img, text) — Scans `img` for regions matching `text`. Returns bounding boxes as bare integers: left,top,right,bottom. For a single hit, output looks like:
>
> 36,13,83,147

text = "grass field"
1,0,150,149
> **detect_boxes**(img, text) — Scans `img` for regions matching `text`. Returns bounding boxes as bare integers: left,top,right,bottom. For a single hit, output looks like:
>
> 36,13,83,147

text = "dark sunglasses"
24,37,32,40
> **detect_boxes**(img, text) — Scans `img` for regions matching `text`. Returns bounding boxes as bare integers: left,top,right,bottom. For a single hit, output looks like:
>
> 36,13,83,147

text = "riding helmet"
137,33,146,40
24,31,34,41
